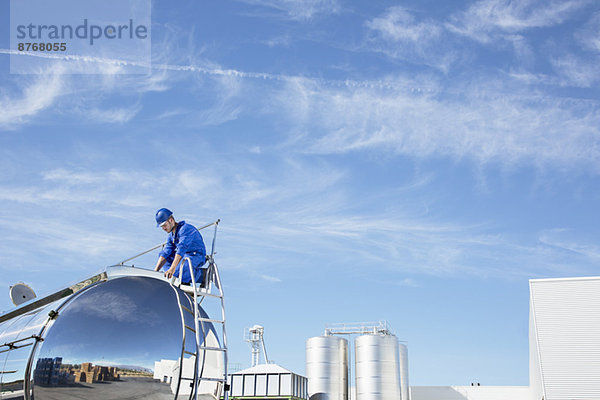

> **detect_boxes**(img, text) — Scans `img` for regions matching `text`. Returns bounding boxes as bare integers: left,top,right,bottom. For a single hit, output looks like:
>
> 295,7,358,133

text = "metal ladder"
116,219,229,400
169,220,229,400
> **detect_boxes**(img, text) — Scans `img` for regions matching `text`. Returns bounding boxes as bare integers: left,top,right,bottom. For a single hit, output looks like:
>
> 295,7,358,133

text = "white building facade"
229,363,308,399
410,276,600,400
529,277,600,400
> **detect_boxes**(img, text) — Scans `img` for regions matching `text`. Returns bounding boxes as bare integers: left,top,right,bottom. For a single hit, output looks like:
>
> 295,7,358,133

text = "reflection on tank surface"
0,299,60,400
28,276,221,400
154,353,223,397
33,359,121,386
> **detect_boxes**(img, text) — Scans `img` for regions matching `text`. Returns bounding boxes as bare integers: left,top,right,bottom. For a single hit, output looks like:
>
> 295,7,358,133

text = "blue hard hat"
155,208,173,227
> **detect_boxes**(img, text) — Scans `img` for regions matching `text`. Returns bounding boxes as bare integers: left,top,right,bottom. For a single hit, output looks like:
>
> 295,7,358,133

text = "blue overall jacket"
158,221,206,284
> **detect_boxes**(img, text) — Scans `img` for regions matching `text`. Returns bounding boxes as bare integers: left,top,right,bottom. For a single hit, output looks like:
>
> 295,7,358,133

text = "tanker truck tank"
0,266,225,400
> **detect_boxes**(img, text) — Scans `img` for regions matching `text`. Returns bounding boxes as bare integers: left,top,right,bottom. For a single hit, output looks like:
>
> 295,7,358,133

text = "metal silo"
355,334,402,400
399,343,410,400
306,335,348,400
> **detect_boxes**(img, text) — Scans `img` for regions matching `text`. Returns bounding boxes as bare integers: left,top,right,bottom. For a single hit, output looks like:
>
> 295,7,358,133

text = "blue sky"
1,0,600,387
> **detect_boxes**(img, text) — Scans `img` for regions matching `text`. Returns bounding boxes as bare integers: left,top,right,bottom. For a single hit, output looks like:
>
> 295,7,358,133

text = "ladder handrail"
212,257,229,400
165,219,228,400
116,219,220,265
170,257,227,400
170,283,187,399
185,256,202,400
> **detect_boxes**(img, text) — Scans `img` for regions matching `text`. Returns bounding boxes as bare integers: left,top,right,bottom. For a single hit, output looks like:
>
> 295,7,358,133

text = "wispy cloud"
0,168,158,209
551,55,600,87
154,108,190,120
2,46,599,173
263,34,293,48
538,229,600,261
364,1,596,76
366,7,442,43
0,159,342,277
0,158,341,216
221,202,600,281
0,156,596,284
67,290,162,325
0,49,184,129
550,13,600,87
576,12,600,52
86,105,142,123
273,76,600,171
43,168,135,185
260,274,281,282
193,75,244,126
0,71,64,130
364,7,456,71
446,0,591,43
0,48,283,130
0,216,135,260
236,0,340,21
398,278,419,287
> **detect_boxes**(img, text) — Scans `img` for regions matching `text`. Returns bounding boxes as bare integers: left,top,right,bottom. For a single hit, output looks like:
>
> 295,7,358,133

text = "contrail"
0,49,433,93
0,48,283,79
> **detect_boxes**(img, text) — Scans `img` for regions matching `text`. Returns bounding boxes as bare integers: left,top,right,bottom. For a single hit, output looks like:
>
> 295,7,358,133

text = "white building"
153,354,223,398
229,363,308,399
529,277,600,400
411,276,600,400
154,359,177,384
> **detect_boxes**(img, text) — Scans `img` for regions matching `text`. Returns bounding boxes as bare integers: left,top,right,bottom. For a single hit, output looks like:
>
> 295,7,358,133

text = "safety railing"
116,219,221,266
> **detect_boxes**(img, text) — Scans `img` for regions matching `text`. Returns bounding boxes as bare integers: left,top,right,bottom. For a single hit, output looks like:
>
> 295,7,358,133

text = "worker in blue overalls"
153,208,206,284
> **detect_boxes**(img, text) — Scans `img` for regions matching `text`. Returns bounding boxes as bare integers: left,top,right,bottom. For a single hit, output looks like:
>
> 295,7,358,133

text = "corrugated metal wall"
230,372,307,398
529,305,542,400
530,277,600,400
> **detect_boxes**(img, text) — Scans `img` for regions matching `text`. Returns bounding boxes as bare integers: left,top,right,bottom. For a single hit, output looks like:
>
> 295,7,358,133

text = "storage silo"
355,334,402,400
399,343,410,400
306,336,349,400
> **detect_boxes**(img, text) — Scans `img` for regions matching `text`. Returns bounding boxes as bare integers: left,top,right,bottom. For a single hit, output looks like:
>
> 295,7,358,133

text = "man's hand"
164,266,177,279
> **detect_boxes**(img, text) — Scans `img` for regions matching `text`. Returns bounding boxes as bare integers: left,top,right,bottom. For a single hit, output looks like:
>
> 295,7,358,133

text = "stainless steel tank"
0,270,222,400
399,343,409,400
306,336,348,400
355,334,402,400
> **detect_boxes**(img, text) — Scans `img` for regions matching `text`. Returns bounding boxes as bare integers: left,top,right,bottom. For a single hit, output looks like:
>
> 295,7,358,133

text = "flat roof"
232,363,302,377
529,275,600,283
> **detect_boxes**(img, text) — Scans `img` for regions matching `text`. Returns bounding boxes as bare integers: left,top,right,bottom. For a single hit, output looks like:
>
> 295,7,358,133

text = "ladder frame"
117,219,229,400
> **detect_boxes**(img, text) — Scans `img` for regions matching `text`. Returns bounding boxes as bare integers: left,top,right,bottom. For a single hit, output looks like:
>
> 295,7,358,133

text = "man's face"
161,217,176,233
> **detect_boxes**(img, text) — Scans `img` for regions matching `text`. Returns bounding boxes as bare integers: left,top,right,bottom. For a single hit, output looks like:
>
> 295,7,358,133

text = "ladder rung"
199,346,226,351
179,286,223,299
181,305,194,314
185,325,196,332
184,350,196,356
198,292,223,299
198,377,227,382
180,376,226,383
196,292,223,299
198,318,224,324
